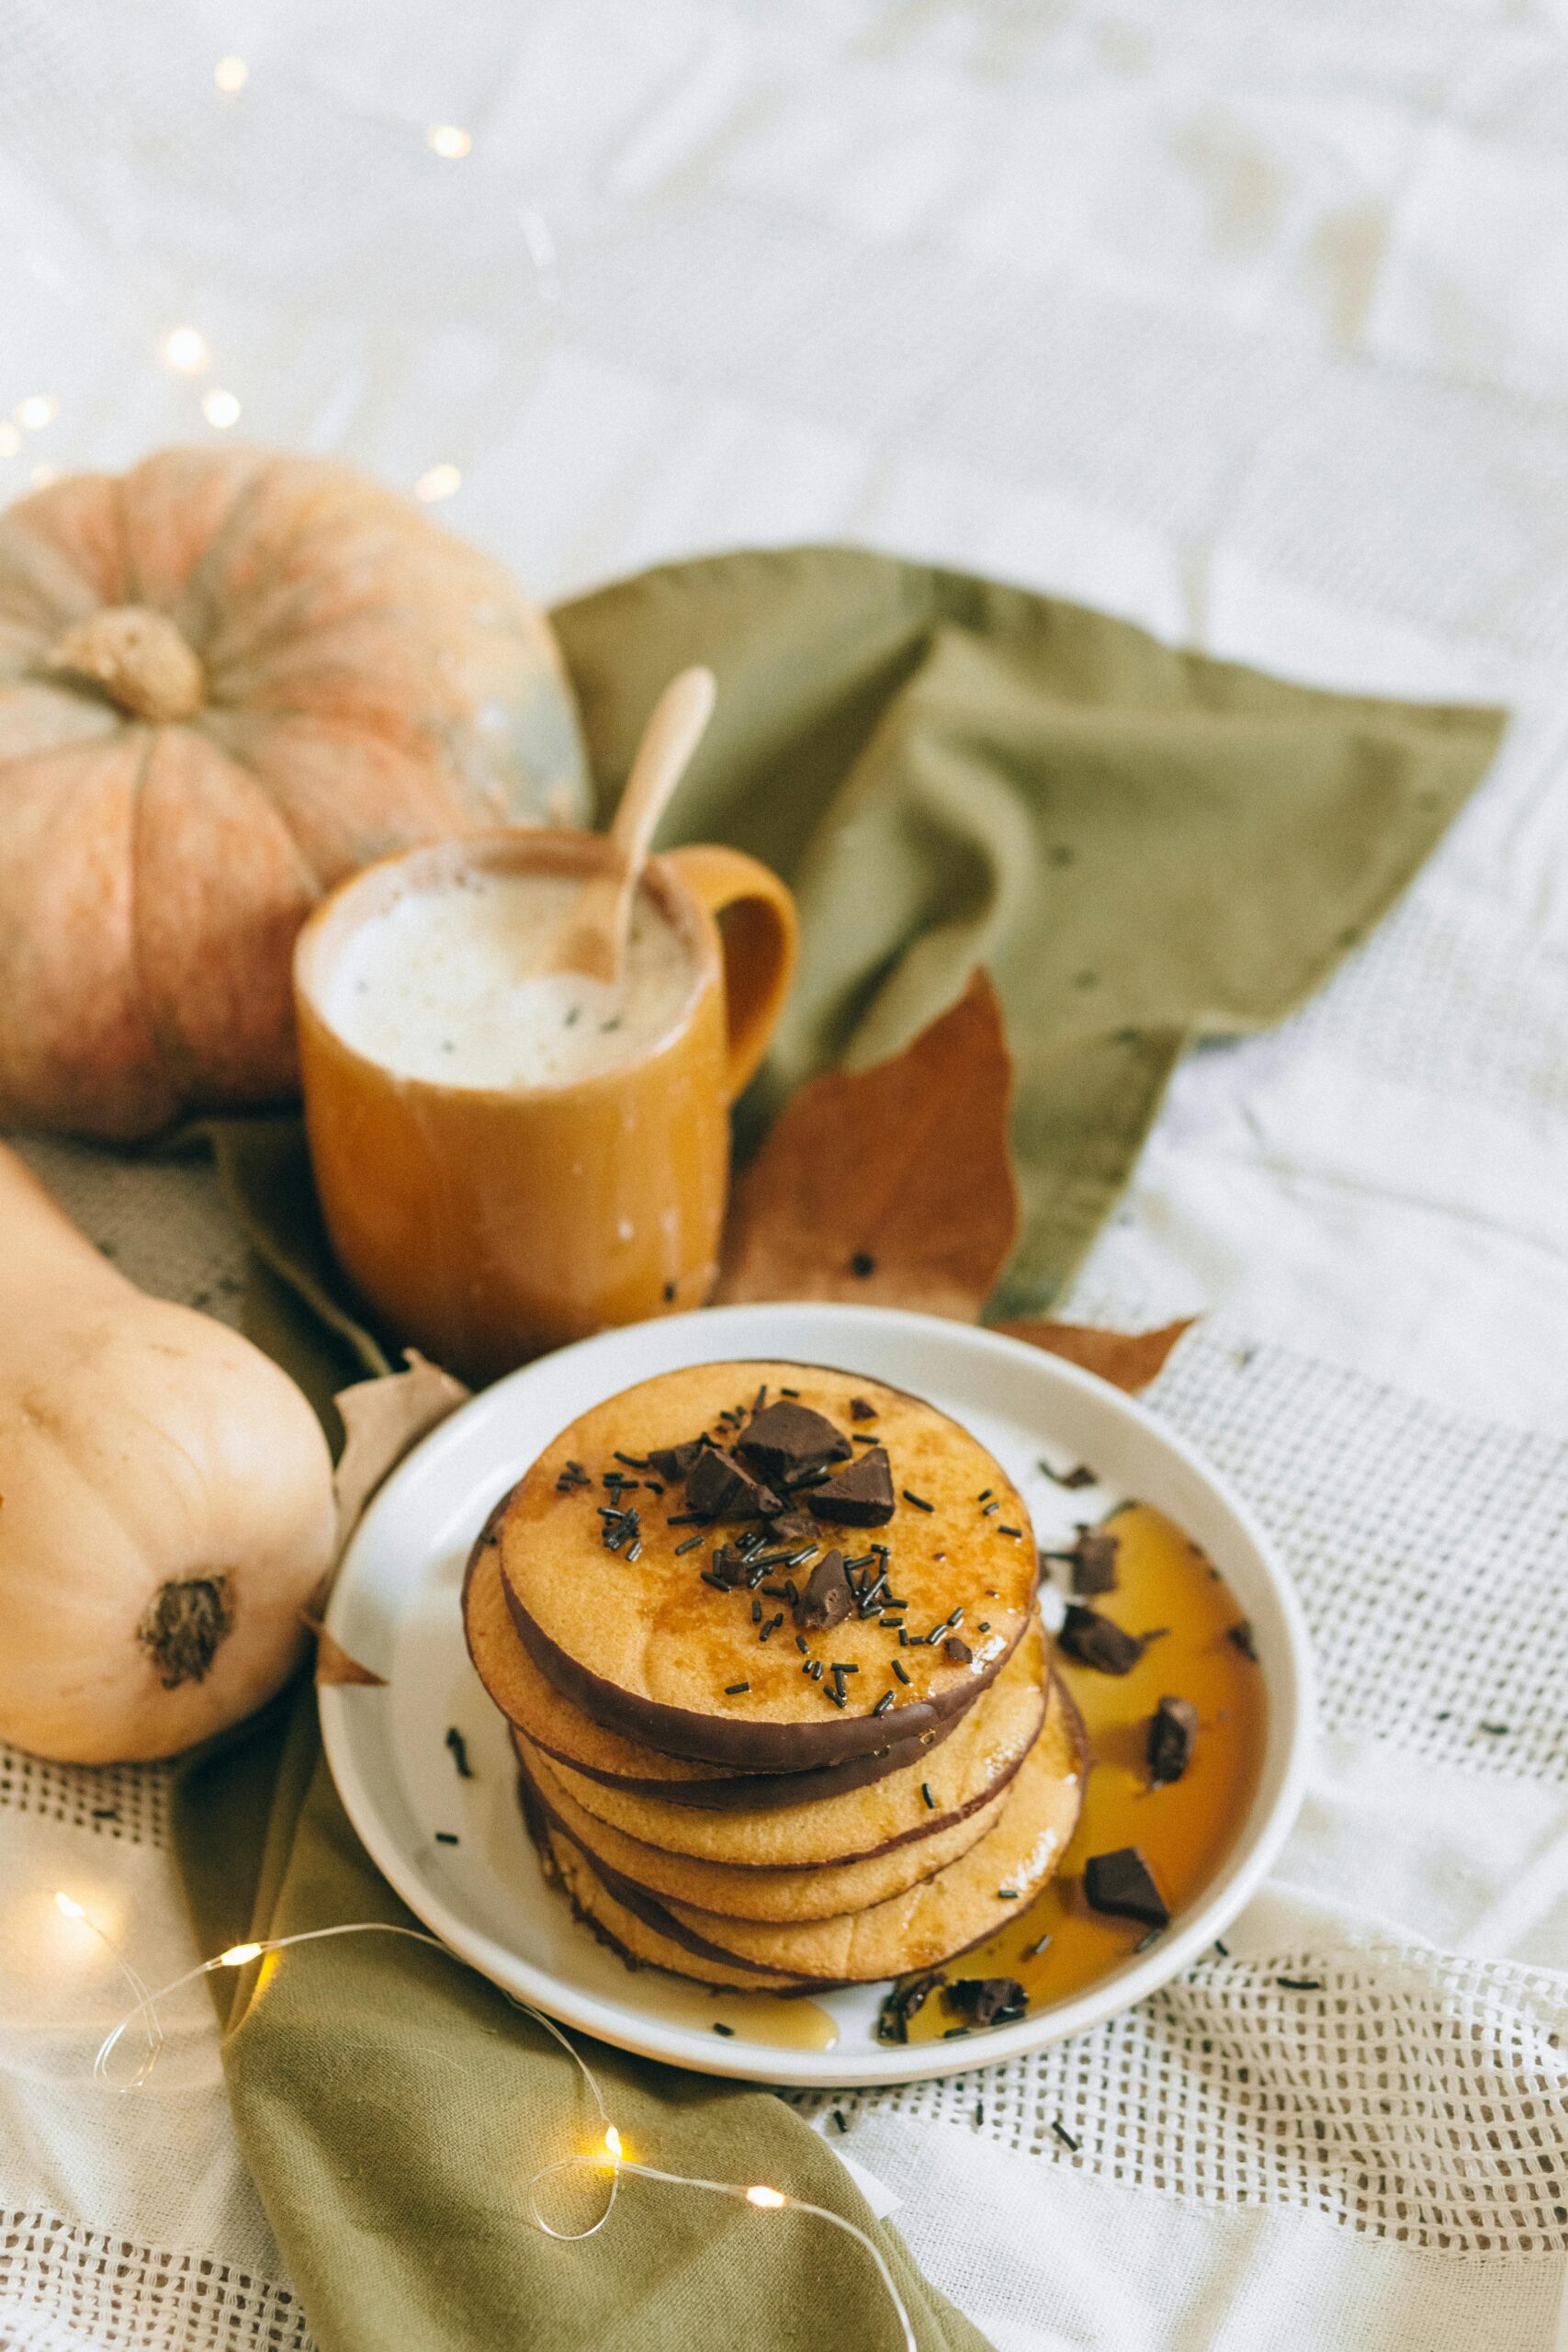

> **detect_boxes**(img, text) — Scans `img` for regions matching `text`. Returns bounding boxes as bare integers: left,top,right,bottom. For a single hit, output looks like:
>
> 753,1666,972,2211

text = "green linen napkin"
176,546,1506,2352
174,1689,981,2352
552,548,1504,1309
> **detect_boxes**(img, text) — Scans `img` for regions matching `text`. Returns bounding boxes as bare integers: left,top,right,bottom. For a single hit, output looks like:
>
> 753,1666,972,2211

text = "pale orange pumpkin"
0,446,589,1139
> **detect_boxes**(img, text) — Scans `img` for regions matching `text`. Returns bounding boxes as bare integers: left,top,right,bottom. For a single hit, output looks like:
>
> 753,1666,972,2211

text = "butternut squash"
0,1144,335,1761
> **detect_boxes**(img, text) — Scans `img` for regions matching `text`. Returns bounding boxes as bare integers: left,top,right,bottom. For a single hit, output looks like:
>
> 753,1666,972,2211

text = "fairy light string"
0,75,490,487
65,1895,916,2352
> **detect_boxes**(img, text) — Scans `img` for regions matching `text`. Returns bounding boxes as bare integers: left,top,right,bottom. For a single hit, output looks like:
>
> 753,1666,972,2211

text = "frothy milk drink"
322,866,698,1089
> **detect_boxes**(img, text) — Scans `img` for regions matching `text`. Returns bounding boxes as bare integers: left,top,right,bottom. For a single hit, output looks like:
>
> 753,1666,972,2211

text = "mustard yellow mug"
293,828,796,1383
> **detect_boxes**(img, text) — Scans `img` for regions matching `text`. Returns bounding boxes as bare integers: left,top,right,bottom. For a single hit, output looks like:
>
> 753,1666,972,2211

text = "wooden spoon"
538,664,717,985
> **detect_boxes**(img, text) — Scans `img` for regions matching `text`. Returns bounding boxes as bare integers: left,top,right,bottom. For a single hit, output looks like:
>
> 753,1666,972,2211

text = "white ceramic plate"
321,1302,1314,2087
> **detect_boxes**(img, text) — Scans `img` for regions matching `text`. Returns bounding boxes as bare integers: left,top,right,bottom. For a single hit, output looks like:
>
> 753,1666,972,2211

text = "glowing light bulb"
603,2125,622,2160
16,395,58,430
214,55,248,95
413,461,461,503
202,389,242,429
746,2185,786,2209
426,123,472,160
162,328,209,375
55,1891,85,1919
217,1941,263,1967
0,424,20,457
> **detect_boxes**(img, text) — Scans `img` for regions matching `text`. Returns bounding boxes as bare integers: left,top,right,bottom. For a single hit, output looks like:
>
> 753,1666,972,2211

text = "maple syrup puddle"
899,1501,1267,2042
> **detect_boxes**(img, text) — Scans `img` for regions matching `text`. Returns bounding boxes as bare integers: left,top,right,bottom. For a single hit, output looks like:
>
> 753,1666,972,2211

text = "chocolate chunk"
1083,1847,1169,1929
707,1543,742,1587
874,1969,943,2044
807,1445,896,1526
793,1550,852,1634
1146,1694,1199,1786
849,1397,878,1421
942,1636,973,1665
737,1400,852,1482
765,1511,816,1545
1227,1619,1259,1662
647,1438,710,1483
684,1445,783,1521
1068,1530,1120,1596
942,1975,1027,2028
1058,1603,1145,1674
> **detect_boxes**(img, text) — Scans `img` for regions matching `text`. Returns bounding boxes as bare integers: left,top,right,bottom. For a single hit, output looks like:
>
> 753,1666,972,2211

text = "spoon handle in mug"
540,666,716,985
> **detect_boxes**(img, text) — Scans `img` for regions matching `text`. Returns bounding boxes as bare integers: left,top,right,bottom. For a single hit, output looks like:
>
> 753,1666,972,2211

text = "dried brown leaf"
994,1316,1196,1393
716,969,1019,1318
302,1614,388,1688
333,1349,470,1555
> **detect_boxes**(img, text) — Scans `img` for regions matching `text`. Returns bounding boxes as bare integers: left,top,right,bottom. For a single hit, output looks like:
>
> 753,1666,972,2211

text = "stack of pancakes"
464,1360,1086,1994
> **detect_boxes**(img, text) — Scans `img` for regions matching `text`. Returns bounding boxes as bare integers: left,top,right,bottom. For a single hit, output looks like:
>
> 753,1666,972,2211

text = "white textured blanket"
3,2,1566,2346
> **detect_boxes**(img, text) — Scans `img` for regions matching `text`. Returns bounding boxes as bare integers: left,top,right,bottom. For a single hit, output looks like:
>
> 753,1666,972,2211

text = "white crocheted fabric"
4,2,1568,2346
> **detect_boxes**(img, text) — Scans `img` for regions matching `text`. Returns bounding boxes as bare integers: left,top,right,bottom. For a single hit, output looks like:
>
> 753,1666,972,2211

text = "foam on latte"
322,866,699,1089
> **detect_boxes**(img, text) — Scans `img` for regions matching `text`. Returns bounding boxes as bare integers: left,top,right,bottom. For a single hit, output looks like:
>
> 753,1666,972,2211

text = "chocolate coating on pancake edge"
516,1619,1049,1870
503,1565,1025,1770
519,1676,1089,1988
514,1665,1048,1882
495,1363,1034,1769
520,1759,832,1984
463,1508,964,1805
527,1702,959,1811
521,1730,1012,1920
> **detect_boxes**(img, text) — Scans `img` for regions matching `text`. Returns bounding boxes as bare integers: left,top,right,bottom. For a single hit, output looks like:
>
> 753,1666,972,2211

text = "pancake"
523,1677,1087,1988
496,1360,1037,1770
520,1729,1013,1921
532,1620,1049,1869
464,1526,961,1808
539,1825,816,1992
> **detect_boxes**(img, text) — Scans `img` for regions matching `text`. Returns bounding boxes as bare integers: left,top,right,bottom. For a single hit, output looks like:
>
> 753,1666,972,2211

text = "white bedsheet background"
2,4,1567,2346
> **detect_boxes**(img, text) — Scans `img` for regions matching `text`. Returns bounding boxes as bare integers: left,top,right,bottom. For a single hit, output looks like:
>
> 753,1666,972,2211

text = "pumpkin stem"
46,605,205,724
137,1574,233,1688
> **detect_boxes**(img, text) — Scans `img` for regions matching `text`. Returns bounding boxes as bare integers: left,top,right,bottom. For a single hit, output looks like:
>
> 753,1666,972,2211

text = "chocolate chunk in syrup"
1057,1603,1145,1675
737,1401,852,1482
793,1549,852,1634
849,1397,878,1422
942,1635,973,1665
765,1511,817,1546
1068,1530,1121,1596
874,1969,943,2044
1083,1847,1169,1929
1227,1619,1259,1662
1146,1694,1199,1786
807,1445,896,1526
943,1975,1027,2028
684,1445,783,1521
647,1438,711,1483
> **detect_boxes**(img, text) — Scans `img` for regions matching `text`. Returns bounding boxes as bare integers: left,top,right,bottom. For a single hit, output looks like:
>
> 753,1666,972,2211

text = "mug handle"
660,843,798,1102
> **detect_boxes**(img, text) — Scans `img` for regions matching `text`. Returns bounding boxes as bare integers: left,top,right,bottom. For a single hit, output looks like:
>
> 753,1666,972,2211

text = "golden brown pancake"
540,1825,811,1992
529,1621,1049,1869
521,1678,1086,1989
497,1361,1037,1769
521,1730,1012,1921
464,1530,961,1808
